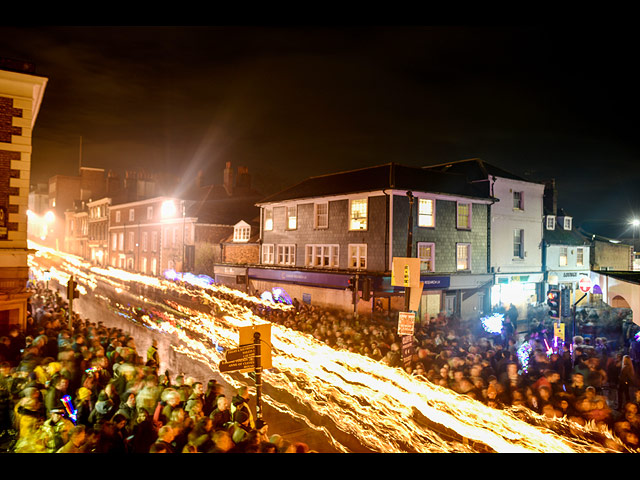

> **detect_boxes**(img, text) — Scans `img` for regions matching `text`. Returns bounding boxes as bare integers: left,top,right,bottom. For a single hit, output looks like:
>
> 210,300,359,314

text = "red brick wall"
0,96,23,236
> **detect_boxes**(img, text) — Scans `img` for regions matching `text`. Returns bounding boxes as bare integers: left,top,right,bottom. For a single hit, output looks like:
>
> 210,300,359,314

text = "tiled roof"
422,157,539,183
543,226,590,246
257,162,494,204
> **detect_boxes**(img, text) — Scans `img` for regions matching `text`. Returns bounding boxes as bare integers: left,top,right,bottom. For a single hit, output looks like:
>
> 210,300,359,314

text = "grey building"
251,163,495,320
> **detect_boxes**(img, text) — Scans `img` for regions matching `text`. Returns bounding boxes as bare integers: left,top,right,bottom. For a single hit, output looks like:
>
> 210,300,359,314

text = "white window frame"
128,231,135,251
111,233,117,251
277,244,296,265
118,232,124,251
142,232,148,252
417,242,435,272
151,231,158,252
576,247,584,267
456,243,471,271
418,198,435,228
513,191,524,210
513,229,524,259
349,198,368,231
348,244,368,270
286,205,297,230
233,224,251,242
147,206,154,220
456,202,471,230
262,244,275,265
559,247,568,266
129,208,135,222
563,217,572,230
115,211,121,223
306,244,339,268
314,202,329,229
546,215,556,230
264,208,273,231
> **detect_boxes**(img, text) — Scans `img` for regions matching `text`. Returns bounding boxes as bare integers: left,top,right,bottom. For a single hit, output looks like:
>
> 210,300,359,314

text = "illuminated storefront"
491,273,543,319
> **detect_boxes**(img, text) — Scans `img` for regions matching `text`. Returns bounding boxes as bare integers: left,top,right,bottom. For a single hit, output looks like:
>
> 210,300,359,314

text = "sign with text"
239,322,272,370
398,311,416,336
554,322,565,341
391,257,421,287
219,344,256,373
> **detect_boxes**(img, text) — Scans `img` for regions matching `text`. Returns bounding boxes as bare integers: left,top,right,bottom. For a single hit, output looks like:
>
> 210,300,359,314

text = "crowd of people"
2,281,640,453
0,286,312,453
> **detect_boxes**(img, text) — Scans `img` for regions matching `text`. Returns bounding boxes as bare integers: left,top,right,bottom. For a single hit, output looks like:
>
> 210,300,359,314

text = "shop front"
491,273,544,321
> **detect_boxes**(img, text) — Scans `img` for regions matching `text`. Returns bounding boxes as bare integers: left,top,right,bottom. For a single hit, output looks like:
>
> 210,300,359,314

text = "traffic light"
561,288,571,318
67,278,80,300
547,288,560,319
347,276,357,291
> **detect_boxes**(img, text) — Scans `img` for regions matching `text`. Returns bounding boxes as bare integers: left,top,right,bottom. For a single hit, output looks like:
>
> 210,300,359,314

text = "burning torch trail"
27,242,625,453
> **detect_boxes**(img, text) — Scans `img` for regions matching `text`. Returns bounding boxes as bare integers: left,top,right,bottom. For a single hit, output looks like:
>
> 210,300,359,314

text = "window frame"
277,244,296,265
262,244,275,265
456,202,472,230
576,247,584,267
456,242,471,271
348,243,368,270
513,228,524,259
418,198,435,228
349,198,368,231
559,246,568,266
314,202,329,229
417,241,435,272
546,215,556,230
305,244,339,268
513,191,524,210
264,208,274,231
286,205,298,230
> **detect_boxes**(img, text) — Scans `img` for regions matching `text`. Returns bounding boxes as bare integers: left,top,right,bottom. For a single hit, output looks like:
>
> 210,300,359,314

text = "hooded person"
74,386,94,426
88,391,116,425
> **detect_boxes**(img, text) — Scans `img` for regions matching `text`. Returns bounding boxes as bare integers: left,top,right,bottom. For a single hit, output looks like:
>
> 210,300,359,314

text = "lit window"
287,205,297,230
456,202,471,229
418,198,434,227
349,198,368,230
315,203,328,229
262,244,274,264
576,247,584,267
233,223,251,242
513,229,524,258
456,243,470,270
348,244,367,270
559,247,568,266
277,244,296,265
264,208,273,231
418,242,435,272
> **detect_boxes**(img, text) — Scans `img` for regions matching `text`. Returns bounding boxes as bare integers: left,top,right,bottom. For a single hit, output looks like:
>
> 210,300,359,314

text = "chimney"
223,162,234,196
235,166,251,190
543,179,557,216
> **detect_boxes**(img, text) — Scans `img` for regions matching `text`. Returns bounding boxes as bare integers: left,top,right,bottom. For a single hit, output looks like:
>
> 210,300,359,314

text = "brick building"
0,59,47,333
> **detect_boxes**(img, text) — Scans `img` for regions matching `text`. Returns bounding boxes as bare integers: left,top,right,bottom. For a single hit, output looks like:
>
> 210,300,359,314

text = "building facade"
253,163,494,319
0,59,47,333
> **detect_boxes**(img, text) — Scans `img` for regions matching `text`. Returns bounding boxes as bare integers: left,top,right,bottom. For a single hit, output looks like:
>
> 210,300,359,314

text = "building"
0,58,47,333
542,209,591,306
253,162,495,319
86,196,111,266
424,158,546,321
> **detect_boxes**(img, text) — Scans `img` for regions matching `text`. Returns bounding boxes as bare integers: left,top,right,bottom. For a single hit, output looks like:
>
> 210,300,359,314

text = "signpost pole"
254,331,262,421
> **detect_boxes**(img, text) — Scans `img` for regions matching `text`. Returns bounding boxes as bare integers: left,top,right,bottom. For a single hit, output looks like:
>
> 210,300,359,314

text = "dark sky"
1,26,638,236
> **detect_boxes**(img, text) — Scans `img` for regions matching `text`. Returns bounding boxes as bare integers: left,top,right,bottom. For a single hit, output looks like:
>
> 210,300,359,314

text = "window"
129,208,135,222
559,247,568,266
264,208,273,231
349,198,368,230
456,202,471,229
546,216,555,230
262,244,275,264
118,232,124,251
348,244,367,270
151,231,158,252
233,223,251,242
111,233,117,251
513,229,524,258
306,245,339,268
563,217,572,230
142,232,148,252
115,211,121,223
147,206,154,220
418,198,435,227
513,191,524,210
315,202,328,229
286,205,297,230
456,243,471,271
417,242,435,272
277,244,296,265
128,231,135,251
577,247,584,267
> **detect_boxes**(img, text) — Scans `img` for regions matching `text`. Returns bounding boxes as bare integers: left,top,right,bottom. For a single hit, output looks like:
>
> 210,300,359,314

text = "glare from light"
45,211,55,223
161,200,177,218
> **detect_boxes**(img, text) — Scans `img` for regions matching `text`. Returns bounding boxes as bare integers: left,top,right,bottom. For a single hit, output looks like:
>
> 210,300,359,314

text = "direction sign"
579,276,592,293
219,344,256,373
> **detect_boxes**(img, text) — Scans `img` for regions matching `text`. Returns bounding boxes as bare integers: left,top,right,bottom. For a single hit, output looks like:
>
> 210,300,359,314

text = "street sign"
239,323,272,370
579,276,592,293
554,322,565,341
219,344,256,373
391,257,421,287
398,311,415,336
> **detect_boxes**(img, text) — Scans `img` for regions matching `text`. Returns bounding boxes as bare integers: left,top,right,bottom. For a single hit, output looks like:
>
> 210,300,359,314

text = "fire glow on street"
28,241,629,453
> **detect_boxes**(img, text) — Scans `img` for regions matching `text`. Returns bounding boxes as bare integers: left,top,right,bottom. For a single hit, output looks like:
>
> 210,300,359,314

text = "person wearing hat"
40,407,74,453
74,386,94,426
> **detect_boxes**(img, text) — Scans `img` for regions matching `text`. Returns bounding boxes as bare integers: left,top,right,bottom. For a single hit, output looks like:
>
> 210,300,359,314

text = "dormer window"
563,217,572,230
233,221,251,242
546,215,555,230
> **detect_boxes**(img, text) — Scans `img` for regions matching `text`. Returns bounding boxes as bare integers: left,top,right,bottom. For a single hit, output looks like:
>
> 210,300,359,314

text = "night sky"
1,26,638,237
